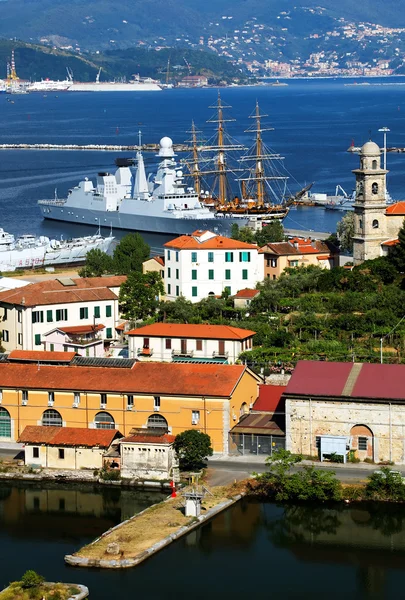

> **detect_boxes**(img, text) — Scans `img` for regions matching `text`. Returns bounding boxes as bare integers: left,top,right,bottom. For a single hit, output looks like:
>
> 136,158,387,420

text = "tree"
388,218,405,273
336,211,355,254
255,221,285,247
78,248,114,277
173,430,213,470
119,271,163,323
159,296,197,323
113,233,150,275
21,570,44,589
230,223,255,243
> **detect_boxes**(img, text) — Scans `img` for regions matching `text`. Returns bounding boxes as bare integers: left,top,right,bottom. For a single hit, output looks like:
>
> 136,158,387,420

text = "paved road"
0,449,24,461
207,459,381,486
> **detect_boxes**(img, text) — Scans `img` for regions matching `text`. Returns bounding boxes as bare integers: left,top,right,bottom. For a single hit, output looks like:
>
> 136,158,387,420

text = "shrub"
21,571,44,589
365,467,405,501
100,467,121,481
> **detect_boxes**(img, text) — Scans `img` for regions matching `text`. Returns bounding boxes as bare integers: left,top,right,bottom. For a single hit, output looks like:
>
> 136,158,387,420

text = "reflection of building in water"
269,505,405,596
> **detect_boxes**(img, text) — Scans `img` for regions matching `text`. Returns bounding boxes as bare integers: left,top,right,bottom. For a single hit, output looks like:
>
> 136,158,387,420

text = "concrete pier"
0,142,190,152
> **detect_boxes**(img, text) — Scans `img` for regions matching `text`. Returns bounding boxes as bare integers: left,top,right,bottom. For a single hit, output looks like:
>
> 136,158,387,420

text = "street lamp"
378,127,390,171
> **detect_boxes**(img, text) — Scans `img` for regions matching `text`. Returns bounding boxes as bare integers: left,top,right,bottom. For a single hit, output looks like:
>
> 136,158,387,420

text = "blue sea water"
1,78,405,250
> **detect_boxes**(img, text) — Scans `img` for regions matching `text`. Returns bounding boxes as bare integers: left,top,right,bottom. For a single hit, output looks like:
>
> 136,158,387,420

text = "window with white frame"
74,392,80,405
48,391,55,404
127,394,134,408
154,396,161,411
22,390,28,403
192,410,200,425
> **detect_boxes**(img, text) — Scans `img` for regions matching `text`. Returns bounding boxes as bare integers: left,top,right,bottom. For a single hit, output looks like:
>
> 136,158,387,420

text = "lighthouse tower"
352,141,388,266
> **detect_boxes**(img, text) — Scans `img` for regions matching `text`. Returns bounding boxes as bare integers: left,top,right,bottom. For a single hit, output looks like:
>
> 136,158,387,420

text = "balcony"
172,349,194,358
212,350,229,359
137,347,153,357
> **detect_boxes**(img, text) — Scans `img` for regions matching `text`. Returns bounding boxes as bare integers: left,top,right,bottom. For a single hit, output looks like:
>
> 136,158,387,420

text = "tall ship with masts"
185,95,306,222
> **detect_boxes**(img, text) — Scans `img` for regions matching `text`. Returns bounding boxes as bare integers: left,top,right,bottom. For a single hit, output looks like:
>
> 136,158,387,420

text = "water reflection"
0,481,166,541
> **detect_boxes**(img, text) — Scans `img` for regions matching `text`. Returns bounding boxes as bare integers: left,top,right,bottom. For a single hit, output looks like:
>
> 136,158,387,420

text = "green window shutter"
242,269,248,280
176,286,180,296
192,287,198,297
225,269,231,280
106,327,112,339
208,252,214,263
176,269,179,279
192,269,197,280
94,306,100,318
191,252,197,263
225,286,231,295
209,269,214,280
168,267,171,278
106,305,112,317
46,310,53,323
34,334,41,346
167,284,171,294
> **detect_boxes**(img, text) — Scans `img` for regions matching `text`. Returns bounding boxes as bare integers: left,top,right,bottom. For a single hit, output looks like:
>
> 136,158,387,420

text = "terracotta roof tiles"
120,434,175,444
260,238,333,256
127,323,256,340
8,350,76,363
0,361,248,397
386,202,405,215
164,233,257,251
233,288,260,299
18,426,121,448
0,276,126,307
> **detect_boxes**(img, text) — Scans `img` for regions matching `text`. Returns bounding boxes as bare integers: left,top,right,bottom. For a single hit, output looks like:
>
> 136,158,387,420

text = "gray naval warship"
38,137,251,236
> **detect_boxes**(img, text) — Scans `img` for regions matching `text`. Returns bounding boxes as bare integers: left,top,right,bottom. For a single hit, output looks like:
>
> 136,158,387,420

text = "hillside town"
0,139,405,483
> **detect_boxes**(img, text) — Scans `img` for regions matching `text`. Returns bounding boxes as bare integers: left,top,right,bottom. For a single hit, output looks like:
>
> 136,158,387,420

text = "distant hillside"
0,40,245,83
0,0,404,52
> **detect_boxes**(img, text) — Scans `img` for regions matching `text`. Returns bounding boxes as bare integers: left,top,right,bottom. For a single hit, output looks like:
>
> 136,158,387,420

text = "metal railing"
172,349,194,357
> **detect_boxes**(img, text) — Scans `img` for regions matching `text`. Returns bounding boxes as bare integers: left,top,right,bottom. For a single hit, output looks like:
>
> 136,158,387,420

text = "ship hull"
39,204,250,236
0,236,113,272
68,83,162,92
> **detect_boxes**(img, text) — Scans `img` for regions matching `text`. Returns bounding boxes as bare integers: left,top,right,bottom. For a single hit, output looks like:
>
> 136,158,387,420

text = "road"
206,459,388,486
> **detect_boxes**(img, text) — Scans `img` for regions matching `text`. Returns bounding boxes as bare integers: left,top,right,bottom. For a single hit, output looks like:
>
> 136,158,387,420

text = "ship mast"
239,102,288,207
201,92,244,206
189,121,202,197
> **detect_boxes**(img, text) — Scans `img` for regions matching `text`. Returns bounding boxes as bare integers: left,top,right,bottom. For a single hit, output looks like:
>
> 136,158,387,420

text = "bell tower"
352,141,388,265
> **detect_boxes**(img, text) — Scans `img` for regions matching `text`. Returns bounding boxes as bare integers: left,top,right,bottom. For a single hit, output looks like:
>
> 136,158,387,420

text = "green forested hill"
0,40,244,82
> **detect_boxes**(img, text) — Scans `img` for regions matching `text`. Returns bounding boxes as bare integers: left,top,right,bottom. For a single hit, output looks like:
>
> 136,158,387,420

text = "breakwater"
0,143,190,152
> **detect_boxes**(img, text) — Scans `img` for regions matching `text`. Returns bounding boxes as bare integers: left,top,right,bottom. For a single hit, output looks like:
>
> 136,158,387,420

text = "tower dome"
361,141,381,156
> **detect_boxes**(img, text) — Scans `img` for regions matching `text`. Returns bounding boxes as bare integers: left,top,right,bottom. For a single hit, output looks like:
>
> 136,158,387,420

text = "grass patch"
0,582,80,600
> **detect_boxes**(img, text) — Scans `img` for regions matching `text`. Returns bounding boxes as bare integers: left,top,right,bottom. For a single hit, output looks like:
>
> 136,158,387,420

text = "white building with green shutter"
164,230,263,303
0,276,126,352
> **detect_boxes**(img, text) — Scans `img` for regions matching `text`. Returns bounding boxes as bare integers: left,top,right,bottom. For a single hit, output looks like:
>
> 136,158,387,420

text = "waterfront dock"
284,228,331,240
65,484,243,569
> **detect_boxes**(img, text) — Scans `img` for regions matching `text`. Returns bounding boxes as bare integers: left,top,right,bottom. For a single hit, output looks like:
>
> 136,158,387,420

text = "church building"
353,141,405,265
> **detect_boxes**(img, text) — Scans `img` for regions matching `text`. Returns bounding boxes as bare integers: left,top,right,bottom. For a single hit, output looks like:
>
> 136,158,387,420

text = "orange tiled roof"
18,425,120,448
382,238,399,247
233,288,260,299
115,321,128,331
164,233,257,251
153,256,165,266
120,434,175,444
127,323,256,340
0,276,126,307
260,238,333,256
386,202,405,215
8,350,76,363
0,362,247,397
56,324,105,335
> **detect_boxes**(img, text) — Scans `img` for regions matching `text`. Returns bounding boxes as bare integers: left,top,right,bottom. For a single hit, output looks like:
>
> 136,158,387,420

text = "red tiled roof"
260,238,333,257
18,426,121,448
286,361,405,402
0,362,248,397
386,202,405,215
120,434,175,444
115,321,128,331
254,385,286,412
56,324,105,335
233,288,260,299
153,256,165,266
164,233,257,251
381,239,399,247
127,323,256,340
0,276,126,307
8,350,76,363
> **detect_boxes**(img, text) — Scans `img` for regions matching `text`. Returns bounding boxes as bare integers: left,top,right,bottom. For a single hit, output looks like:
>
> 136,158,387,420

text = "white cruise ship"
0,229,114,272
26,78,72,92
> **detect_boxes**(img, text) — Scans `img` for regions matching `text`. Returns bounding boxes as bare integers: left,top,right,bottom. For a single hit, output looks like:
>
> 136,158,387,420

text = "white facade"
128,331,253,363
164,231,263,303
0,299,119,352
120,439,174,480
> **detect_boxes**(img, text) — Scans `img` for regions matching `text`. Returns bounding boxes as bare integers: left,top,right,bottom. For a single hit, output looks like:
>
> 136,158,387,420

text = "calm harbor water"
2,79,405,251
1,482,405,599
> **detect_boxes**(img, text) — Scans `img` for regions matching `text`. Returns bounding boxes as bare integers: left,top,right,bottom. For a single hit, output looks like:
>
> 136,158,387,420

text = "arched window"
240,402,249,417
95,412,115,429
42,409,62,427
372,182,379,195
147,414,168,431
372,160,377,170
359,219,363,230
0,407,11,438
372,219,379,229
